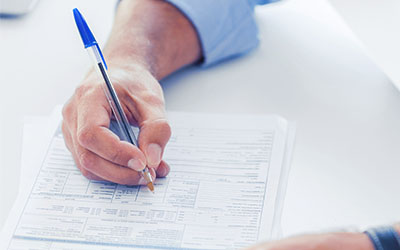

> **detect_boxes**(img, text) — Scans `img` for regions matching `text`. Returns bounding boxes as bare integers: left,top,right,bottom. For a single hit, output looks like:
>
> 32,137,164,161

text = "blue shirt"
165,0,278,66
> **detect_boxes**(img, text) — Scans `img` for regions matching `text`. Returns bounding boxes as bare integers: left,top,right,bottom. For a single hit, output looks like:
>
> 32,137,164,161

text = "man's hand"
62,63,171,185
62,0,201,185
245,232,374,250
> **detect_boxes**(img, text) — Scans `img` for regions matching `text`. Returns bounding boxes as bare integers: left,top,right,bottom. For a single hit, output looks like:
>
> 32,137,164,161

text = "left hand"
244,232,374,250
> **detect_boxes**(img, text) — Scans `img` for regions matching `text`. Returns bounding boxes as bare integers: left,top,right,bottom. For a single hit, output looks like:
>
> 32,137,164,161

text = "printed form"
1,112,294,250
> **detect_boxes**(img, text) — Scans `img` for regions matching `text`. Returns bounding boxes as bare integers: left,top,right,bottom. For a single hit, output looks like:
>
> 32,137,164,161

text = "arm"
104,0,201,80
62,0,269,185
62,0,200,184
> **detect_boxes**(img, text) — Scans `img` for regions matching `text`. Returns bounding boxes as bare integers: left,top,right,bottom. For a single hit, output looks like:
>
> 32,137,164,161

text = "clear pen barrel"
85,45,131,143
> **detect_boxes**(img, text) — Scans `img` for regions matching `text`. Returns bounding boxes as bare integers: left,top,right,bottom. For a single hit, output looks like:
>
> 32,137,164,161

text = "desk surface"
329,0,400,92
1,0,400,238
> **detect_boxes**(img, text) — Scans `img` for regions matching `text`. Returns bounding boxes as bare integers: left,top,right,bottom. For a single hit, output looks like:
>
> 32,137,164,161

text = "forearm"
103,0,201,80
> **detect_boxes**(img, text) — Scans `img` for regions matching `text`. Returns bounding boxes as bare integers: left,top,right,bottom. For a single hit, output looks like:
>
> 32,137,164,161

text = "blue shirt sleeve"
165,0,278,67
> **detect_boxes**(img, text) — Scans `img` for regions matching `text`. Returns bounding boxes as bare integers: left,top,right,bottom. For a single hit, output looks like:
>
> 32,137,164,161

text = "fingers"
62,69,172,186
61,121,105,181
62,85,154,186
75,86,147,171
121,79,172,171
138,118,171,169
156,160,170,178
65,115,154,185
76,144,156,185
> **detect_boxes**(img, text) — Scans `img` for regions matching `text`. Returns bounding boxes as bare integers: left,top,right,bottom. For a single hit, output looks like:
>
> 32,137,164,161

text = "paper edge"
270,122,297,240
0,107,62,247
1,107,294,248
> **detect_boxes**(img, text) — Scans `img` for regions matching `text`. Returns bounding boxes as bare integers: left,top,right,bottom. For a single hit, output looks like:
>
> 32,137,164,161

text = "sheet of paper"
18,111,62,190
1,111,294,250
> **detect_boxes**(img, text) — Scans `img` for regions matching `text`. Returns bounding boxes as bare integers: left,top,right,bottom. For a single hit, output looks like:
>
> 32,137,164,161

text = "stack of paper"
1,109,295,250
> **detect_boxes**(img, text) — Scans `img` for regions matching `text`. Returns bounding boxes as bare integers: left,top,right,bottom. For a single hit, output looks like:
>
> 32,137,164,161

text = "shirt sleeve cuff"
165,0,271,67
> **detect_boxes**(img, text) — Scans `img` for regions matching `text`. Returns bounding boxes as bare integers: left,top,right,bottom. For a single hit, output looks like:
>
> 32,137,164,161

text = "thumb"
138,118,171,169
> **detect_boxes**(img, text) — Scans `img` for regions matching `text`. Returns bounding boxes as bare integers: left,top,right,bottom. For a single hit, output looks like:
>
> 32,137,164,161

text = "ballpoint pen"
73,8,155,192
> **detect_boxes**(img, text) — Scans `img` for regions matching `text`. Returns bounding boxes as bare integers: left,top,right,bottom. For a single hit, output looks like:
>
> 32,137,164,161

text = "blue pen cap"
73,8,108,69
73,8,97,48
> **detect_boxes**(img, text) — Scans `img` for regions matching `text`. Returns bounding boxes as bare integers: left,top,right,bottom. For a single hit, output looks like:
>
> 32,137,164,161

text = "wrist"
81,59,155,89
101,60,164,100
80,59,165,109
106,58,154,80
356,232,375,250
103,40,156,79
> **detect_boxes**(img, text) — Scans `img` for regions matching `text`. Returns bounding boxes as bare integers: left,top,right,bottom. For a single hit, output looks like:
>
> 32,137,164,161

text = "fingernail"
128,159,145,171
146,143,162,167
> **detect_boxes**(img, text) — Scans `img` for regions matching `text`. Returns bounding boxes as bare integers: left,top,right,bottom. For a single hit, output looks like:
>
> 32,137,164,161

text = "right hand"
62,62,171,185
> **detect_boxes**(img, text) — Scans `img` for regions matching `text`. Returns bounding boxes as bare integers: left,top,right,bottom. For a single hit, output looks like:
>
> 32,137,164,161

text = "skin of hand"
245,225,400,250
62,0,201,185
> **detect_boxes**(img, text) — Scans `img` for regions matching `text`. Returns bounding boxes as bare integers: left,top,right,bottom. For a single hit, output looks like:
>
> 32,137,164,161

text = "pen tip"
147,182,155,193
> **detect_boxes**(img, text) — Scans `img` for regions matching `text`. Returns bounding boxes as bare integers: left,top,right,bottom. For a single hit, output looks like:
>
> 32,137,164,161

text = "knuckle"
79,151,95,170
61,123,72,150
142,91,165,107
140,119,172,143
61,122,68,135
161,121,172,139
109,147,123,163
115,83,129,97
75,83,102,99
80,168,95,180
77,127,95,148
62,101,74,120
74,84,90,98
61,104,69,118
155,120,172,140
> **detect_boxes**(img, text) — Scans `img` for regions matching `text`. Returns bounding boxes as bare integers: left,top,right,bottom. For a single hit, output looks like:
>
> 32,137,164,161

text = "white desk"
329,0,400,91
1,0,400,239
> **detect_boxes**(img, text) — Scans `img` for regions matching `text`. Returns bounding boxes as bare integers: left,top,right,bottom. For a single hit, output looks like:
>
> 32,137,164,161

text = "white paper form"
1,112,294,250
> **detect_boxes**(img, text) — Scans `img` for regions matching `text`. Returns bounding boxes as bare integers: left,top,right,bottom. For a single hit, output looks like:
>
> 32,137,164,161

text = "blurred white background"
1,0,400,239
0,0,116,231
329,0,400,91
